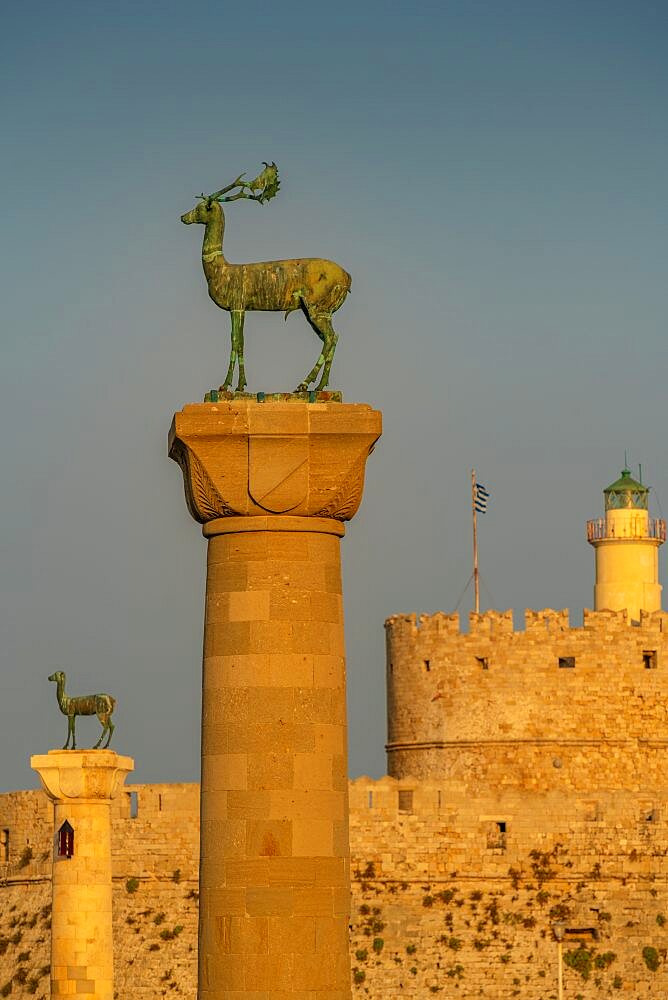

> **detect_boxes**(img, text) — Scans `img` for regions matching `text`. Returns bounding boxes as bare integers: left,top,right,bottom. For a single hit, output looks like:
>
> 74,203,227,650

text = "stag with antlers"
181,163,351,392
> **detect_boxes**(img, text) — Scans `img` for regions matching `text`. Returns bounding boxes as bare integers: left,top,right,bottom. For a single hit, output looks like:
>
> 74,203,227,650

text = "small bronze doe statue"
48,671,116,750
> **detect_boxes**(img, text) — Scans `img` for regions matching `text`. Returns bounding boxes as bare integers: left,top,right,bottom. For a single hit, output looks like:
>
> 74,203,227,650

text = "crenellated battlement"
386,607,668,639
385,606,668,786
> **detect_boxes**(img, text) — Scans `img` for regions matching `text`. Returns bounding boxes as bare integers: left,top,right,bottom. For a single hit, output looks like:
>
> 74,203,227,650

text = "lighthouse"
587,468,666,622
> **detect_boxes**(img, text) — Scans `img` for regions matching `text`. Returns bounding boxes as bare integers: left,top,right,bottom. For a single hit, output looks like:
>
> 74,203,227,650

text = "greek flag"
474,483,490,513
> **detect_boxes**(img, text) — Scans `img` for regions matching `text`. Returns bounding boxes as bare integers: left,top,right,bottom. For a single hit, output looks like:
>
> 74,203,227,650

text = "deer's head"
180,200,221,226
48,670,65,683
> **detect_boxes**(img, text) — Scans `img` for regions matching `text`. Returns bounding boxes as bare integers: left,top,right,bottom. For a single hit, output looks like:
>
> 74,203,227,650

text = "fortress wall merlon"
583,607,629,629
639,608,668,630
384,612,418,635
417,611,461,636
468,608,514,635
524,608,571,632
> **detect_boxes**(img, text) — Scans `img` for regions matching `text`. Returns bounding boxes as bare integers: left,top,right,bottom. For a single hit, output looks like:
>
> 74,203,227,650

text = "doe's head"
48,670,64,683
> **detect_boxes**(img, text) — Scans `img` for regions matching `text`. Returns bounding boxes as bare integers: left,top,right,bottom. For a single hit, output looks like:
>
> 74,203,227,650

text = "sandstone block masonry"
386,607,668,787
0,783,200,1000
2,776,668,997
31,750,134,1000
169,398,381,1000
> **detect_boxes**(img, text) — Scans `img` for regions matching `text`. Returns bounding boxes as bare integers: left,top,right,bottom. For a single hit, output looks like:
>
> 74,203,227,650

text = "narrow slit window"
423,659,431,672
398,790,414,813
367,791,373,809
476,656,489,670
1,829,8,863
559,656,575,669
129,791,139,819
643,650,657,670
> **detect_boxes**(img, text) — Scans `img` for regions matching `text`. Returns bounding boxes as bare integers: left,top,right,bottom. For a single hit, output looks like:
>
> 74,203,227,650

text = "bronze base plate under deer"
203,389,343,404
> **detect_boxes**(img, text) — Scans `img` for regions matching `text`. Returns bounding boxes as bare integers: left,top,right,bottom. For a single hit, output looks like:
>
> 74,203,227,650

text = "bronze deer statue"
48,671,116,749
181,163,351,393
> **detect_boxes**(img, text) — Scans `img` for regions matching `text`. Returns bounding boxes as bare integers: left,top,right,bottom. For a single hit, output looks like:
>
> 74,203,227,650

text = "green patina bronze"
48,671,116,750
181,163,351,393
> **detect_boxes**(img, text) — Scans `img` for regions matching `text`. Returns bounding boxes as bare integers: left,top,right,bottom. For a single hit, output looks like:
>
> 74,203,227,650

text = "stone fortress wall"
2,776,668,997
0,783,200,1000
386,607,668,789
3,611,668,997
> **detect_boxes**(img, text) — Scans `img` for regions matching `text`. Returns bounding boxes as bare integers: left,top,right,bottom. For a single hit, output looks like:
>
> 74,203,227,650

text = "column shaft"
198,517,351,999
169,398,382,999
51,800,114,1000
31,750,134,1000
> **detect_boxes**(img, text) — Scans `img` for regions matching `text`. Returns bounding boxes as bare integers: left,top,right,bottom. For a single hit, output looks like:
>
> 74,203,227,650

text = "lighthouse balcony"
586,517,666,543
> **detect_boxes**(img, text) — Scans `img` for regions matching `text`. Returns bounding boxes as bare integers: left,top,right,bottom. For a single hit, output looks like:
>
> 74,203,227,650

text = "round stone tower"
587,468,665,622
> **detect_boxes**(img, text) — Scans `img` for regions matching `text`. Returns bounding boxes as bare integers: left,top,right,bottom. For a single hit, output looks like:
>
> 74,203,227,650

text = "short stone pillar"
169,398,381,999
31,749,134,1000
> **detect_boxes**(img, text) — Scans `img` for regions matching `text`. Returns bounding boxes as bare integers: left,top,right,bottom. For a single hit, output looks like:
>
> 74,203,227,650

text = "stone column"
169,398,381,999
31,749,134,1000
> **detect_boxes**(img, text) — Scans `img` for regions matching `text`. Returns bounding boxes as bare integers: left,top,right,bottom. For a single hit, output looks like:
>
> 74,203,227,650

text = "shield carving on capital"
248,435,309,513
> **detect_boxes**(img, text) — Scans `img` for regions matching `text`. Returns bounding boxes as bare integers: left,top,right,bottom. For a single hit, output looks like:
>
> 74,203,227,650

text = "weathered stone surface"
30,750,134,1000
3,776,668,998
169,399,381,522
169,398,381,1000
386,607,668,785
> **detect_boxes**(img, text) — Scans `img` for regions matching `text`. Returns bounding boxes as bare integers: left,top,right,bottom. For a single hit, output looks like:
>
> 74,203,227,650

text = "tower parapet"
385,607,668,786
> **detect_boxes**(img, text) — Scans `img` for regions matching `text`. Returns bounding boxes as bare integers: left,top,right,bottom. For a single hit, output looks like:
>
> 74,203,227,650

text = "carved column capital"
31,750,134,802
168,399,382,524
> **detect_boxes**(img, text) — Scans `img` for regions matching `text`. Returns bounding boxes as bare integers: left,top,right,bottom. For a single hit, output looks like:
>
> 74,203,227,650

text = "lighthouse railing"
586,517,666,542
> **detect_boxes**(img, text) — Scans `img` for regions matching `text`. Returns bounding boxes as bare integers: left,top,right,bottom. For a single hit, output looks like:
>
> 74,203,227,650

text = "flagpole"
472,468,480,614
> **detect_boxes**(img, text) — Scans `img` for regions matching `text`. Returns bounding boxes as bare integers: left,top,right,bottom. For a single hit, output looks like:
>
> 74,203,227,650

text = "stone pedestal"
31,750,134,1000
169,399,381,999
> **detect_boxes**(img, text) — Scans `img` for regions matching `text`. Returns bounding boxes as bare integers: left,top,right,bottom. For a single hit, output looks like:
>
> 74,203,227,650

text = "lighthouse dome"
604,468,649,511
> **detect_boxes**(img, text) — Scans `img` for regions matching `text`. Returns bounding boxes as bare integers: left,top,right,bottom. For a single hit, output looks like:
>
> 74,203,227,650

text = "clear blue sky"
1,1,667,790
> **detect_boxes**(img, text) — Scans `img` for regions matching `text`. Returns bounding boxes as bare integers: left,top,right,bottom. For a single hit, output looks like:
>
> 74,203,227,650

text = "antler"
245,162,280,204
197,173,246,204
199,163,280,206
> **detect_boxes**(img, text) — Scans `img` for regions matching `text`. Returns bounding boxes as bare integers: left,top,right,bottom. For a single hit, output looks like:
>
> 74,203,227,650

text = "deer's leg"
93,714,106,750
221,315,237,391
233,311,247,392
71,716,77,750
314,315,338,391
63,717,72,751
296,312,326,391
104,719,114,748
